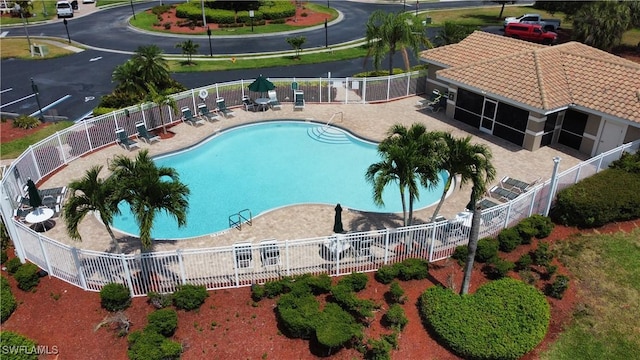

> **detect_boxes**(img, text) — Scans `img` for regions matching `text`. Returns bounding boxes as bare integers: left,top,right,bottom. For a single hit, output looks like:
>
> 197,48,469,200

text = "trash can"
71,0,78,10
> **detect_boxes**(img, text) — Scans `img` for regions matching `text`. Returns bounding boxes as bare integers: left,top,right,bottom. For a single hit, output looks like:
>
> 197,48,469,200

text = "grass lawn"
424,5,572,28
540,228,640,359
0,121,75,160
0,39,75,60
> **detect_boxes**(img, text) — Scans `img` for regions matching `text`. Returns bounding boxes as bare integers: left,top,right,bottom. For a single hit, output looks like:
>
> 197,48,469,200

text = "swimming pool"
112,121,448,239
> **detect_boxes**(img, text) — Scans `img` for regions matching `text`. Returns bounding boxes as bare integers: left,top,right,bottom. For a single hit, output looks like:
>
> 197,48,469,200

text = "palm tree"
458,144,496,295
430,134,488,223
131,45,170,88
109,150,190,250
364,10,431,74
175,40,199,65
112,60,144,96
366,123,440,229
145,83,178,135
63,166,123,253
573,1,631,51
434,22,477,47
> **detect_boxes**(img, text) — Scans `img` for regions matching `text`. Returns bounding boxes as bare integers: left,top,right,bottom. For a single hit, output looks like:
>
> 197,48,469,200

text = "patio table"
25,207,54,232
254,98,270,112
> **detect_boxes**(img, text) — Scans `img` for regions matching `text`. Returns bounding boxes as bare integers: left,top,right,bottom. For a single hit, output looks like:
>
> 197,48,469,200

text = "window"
559,110,587,150
540,113,558,147
456,88,484,115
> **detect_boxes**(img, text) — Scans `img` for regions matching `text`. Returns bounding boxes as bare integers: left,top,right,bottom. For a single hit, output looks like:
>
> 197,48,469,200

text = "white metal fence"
1,73,638,296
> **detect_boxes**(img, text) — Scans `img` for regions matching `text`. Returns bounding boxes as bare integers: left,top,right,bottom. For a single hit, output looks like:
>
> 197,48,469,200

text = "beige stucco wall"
580,137,596,154
584,114,601,137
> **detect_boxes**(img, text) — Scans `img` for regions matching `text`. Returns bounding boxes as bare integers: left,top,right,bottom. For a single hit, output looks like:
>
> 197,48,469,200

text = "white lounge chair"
267,90,281,110
293,90,305,110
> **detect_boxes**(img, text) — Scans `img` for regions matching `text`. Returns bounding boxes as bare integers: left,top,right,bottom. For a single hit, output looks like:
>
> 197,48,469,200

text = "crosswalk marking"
0,31,8,38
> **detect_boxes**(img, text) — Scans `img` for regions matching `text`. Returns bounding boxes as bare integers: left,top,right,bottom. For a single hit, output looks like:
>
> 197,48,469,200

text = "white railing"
1,73,638,296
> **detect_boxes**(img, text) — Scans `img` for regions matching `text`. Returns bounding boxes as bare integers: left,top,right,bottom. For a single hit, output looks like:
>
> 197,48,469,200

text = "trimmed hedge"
419,278,550,360
173,284,208,311
100,283,131,311
553,168,640,228
6,257,22,274
383,304,408,330
337,272,368,292
375,258,428,284
14,263,40,291
127,330,182,360
0,331,38,360
497,227,521,252
330,284,375,321
276,293,320,339
314,302,361,350
545,275,570,299
146,309,178,337
475,238,499,263
1,276,17,323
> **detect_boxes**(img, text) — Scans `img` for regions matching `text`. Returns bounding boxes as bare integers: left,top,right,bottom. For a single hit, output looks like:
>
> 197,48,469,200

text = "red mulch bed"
2,219,639,360
0,120,53,143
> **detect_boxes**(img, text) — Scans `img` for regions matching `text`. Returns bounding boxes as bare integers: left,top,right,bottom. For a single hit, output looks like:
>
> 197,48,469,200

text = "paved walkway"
38,97,587,254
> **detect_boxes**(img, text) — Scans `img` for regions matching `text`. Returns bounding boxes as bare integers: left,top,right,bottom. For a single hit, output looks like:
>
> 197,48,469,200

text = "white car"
82,0,95,3
56,1,73,18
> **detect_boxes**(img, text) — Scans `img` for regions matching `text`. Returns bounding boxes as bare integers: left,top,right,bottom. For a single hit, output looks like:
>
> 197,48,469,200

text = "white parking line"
0,32,8,38
0,88,13,94
0,94,35,108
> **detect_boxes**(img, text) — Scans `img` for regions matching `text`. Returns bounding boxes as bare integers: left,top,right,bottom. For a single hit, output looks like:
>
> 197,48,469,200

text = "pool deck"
39,97,588,254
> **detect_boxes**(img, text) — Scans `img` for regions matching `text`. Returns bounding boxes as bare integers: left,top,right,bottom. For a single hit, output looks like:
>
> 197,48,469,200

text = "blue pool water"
112,121,448,239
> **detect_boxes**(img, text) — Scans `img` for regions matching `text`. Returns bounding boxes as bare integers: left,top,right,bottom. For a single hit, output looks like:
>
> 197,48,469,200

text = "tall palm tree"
109,150,190,250
366,123,440,229
175,40,199,65
573,1,631,51
430,134,488,223
131,45,170,88
459,144,496,295
364,10,431,74
146,83,178,135
112,60,144,96
63,166,123,253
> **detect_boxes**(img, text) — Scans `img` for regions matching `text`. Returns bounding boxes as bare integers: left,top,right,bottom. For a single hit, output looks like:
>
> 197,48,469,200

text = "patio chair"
135,122,160,144
353,238,373,260
197,103,219,122
478,198,500,210
259,240,280,267
500,176,538,193
267,90,281,110
293,90,305,110
242,95,257,112
216,97,236,118
489,185,520,202
115,128,140,151
234,243,253,269
181,107,205,126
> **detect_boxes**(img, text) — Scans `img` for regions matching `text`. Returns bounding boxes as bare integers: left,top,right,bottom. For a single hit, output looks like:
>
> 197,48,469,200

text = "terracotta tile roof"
420,32,640,123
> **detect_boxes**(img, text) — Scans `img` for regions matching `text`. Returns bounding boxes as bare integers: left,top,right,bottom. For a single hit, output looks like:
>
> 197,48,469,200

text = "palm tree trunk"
407,194,415,253
388,48,396,75
431,177,453,222
159,108,167,135
460,202,481,295
498,3,505,19
102,221,122,254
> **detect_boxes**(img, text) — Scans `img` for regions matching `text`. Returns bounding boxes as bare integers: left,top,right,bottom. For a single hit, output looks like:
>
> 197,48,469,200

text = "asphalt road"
0,0,489,122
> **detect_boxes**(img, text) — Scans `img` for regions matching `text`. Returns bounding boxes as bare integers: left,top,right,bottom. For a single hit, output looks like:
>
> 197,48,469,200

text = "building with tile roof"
420,31,640,155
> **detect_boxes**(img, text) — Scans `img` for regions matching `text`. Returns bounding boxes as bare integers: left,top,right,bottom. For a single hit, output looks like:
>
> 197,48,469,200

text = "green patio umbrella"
26,179,42,208
248,75,275,96
333,203,344,234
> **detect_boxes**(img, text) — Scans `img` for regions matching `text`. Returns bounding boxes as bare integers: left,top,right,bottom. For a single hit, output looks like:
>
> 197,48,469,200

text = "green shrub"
1,250,7,265
146,309,178,337
387,280,406,304
0,331,38,360
330,284,375,321
396,258,428,281
14,263,40,291
525,215,555,239
543,264,558,280
546,275,570,299
100,283,131,311
419,278,550,360
276,293,320,339
375,264,399,284
305,273,332,295
92,107,117,116
367,332,399,360
147,291,173,309
13,114,40,129
532,243,554,267
483,258,515,279
337,272,368,292
515,253,533,271
263,279,286,298
475,238,499,263
315,302,361,350
609,151,640,173
251,284,266,301
515,221,537,245
552,168,640,227
128,330,182,360
498,227,521,252
383,304,408,330
1,276,17,323
6,257,22,274
451,245,468,265
173,284,208,311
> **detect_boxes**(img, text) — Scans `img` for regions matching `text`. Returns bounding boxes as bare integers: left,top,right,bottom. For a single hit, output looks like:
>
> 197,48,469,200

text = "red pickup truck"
504,23,557,45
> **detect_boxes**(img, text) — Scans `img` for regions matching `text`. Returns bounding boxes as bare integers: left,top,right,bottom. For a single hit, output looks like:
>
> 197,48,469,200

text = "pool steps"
307,126,351,144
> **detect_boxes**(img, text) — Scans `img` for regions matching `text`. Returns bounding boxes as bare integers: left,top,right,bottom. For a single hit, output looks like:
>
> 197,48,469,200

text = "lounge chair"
234,243,252,269
489,185,520,202
242,95,257,112
500,176,538,193
216,97,235,118
181,107,205,126
115,128,140,151
293,90,305,110
478,198,500,210
197,103,219,122
135,122,160,144
267,90,281,110
417,89,447,112
260,240,280,267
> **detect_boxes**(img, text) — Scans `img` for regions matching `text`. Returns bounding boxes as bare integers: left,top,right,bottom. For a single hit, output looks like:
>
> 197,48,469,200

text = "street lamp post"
249,10,254,32
207,27,213,57
324,19,328,48
201,0,206,28
63,19,71,43
415,0,419,16
31,78,44,122
129,0,136,20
